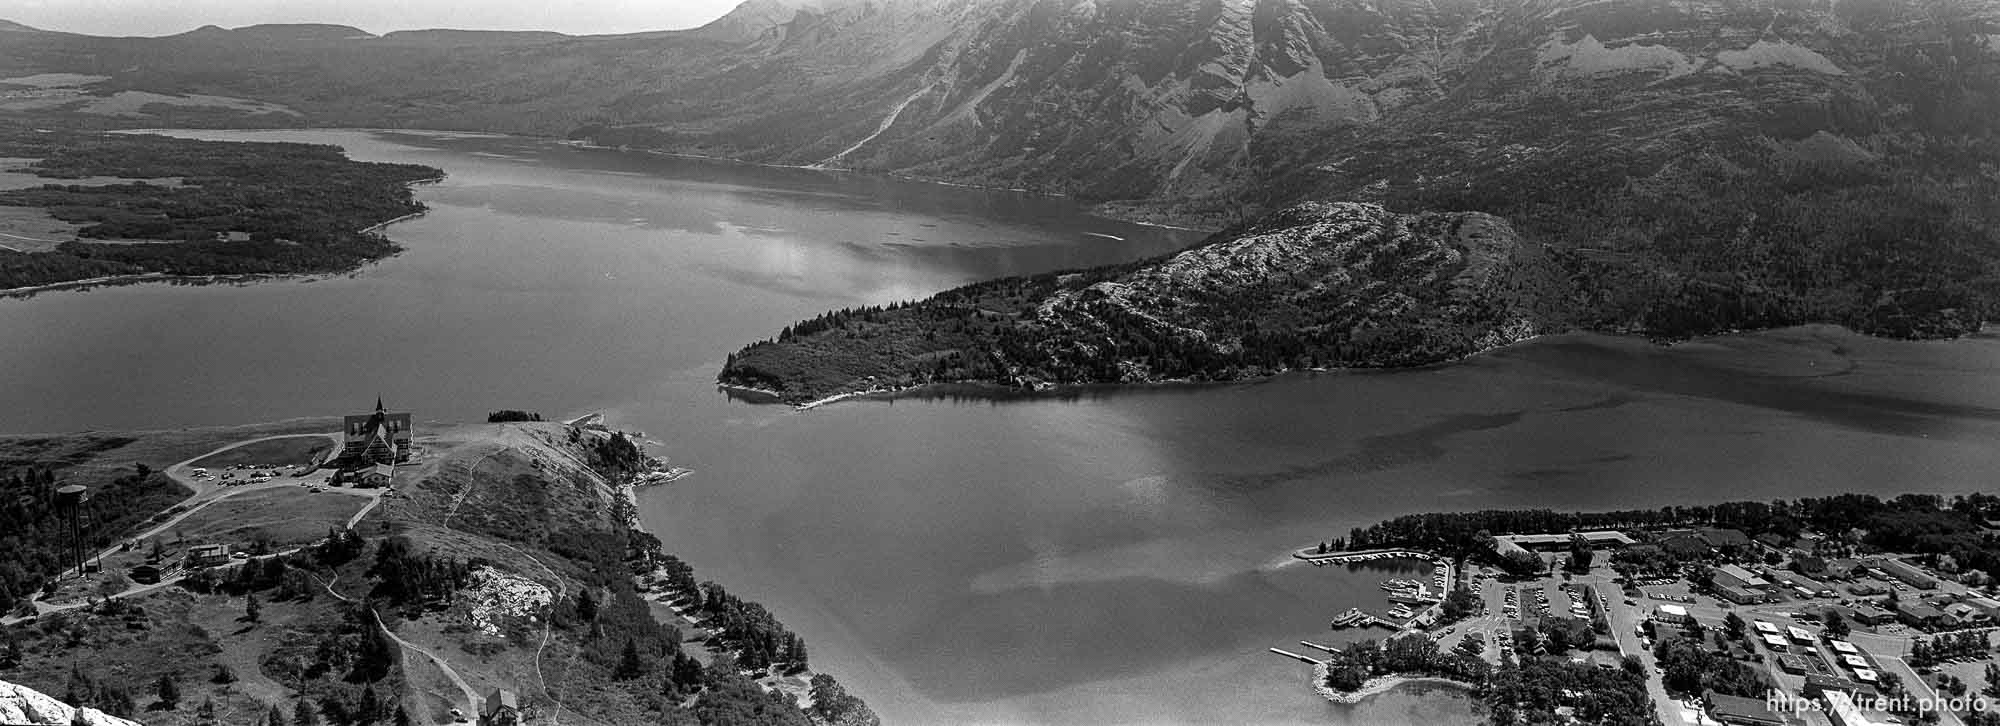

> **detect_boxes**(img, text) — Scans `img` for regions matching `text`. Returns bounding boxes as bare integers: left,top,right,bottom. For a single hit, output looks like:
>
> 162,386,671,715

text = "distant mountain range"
1,0,1992,221
2,0,1997,392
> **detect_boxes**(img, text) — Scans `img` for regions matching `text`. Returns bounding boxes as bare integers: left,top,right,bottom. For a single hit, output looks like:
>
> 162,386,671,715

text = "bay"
4,129,1998,724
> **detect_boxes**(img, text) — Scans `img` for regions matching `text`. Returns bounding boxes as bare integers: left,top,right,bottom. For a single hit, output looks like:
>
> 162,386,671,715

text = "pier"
1269,648,1326,666
1296,548,1439,566
1299,640,1342,656
1329,607,1396,630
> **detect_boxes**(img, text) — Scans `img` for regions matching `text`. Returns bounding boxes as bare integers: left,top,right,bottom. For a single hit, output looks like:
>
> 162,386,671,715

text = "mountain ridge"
0,0,1995,384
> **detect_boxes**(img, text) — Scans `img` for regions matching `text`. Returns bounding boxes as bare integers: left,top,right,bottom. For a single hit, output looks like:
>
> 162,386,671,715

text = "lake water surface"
3,130,1999,725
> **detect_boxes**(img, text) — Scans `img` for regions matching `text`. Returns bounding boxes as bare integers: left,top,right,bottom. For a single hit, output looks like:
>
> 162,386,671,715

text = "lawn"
164,487,369,550
190,434,335,470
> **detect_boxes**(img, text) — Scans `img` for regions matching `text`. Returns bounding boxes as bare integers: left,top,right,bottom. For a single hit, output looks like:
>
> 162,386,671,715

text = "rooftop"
1715,564,1770,587
1496,531,1635,546
1705,690,1783,725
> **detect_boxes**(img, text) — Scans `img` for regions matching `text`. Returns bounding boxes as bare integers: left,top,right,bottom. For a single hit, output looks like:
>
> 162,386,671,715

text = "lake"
4,130,2000,724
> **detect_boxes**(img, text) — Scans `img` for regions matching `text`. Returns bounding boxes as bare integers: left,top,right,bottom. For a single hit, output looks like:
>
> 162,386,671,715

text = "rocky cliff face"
5,0,1990,220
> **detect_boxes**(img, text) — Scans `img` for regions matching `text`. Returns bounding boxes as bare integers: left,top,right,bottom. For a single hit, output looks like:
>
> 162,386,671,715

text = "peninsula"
0,124,440,292
0,410,876,726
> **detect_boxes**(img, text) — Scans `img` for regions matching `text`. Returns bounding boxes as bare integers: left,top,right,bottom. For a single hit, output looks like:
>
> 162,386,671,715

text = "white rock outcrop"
0,679,144,726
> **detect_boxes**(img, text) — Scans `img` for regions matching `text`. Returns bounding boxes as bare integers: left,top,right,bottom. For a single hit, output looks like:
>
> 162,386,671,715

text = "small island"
0,124,441,293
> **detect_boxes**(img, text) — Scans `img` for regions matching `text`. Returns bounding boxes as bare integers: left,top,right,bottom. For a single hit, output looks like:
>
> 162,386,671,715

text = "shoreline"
1311,663,1477,705
560,138,1222,231
720,318,1992,413
0,165,438,296
721,327,1548,411
0,271,303,297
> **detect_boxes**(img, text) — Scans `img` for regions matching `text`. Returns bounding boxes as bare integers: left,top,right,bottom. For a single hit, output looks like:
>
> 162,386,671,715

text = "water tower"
54,485,88,577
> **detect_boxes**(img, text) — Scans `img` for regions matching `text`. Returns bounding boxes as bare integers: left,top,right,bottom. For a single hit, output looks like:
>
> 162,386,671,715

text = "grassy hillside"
0,419,877,726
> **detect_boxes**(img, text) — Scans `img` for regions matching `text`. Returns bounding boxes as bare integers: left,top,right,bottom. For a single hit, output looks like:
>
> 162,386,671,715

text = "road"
375,609,480,723
4,431,374,624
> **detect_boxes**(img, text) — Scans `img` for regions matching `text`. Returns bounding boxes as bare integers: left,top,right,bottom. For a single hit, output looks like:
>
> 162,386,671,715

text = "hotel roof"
1753,620,1781,634
1831,640,1859,654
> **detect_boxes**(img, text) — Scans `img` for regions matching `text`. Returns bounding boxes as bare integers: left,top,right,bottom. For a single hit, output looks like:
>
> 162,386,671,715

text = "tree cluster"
0,124,439,290
0,464,186,615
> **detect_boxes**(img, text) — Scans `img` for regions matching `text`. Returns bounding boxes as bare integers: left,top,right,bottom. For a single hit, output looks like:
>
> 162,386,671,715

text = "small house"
480,689,520,726
187,544,231,568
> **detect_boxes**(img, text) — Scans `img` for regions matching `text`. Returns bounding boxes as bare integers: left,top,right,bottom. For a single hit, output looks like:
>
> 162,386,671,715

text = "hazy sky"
7,0,745,37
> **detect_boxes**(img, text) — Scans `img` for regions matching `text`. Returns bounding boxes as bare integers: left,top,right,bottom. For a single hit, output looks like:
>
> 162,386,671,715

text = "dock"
1299,640,1342,656
1269,648,1326,666
564,412,609,430
1295,548,1438,566
1329,607,1395,630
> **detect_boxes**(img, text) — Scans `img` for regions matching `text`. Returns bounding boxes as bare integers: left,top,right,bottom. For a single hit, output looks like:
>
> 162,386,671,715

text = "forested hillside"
0,126,439,290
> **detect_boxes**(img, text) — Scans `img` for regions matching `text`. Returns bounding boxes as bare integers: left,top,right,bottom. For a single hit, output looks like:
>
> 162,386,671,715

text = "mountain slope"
0,0,1995,374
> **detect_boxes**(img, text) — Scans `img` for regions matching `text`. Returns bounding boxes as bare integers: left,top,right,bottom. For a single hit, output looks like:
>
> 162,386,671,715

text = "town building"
1848,602,1893,625
1493,531,1636,550
1717,584,1766,605
1968,596,2000,621
1826,558,1863,579
186,544,231,568
1822,689,1905,726
1942,601,1987,627
1803,674,1878,701
1712,564,1770,590
356,462,394,488
1892,600,1947,630
1705,691,1785,726
1873,558,1938,590
1776,654,1811,674
1654,604,1692,625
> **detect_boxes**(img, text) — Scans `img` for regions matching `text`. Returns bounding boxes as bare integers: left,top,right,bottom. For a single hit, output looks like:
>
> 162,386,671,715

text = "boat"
1380,578,1422,591
1388,605,1414,619
1330,608,1374,629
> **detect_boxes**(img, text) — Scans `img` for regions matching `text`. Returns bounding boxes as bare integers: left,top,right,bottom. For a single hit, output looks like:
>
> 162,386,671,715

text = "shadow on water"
1506,338,2000,437
1208,410,1528,493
